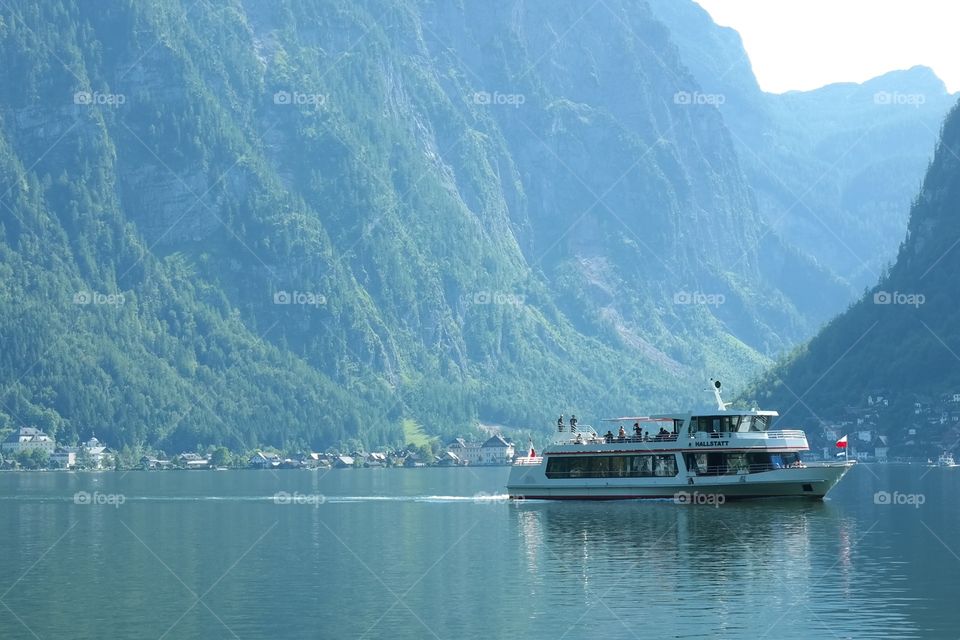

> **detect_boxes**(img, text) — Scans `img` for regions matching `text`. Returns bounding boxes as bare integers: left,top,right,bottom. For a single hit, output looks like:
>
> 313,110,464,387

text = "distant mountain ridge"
649,0,956,295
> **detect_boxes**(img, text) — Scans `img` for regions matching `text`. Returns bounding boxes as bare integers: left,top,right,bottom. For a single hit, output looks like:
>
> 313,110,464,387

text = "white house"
479,435,515,465
436,451,463,466
59,436,112,469
365,452,387,467
249,451,280,469
178,452,210,469
445,438,484,465
445,435,516,465
50,450,76,469
1,427,56,455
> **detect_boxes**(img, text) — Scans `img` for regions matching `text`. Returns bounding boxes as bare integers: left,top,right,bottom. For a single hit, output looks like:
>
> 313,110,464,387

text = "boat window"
693,416,717,432
654,455,677,477
633,455,653,476
545,454,677,479
725,453,748,473
687,452,802,475
689,415,772,433
684,453,708,474
694,416,740,432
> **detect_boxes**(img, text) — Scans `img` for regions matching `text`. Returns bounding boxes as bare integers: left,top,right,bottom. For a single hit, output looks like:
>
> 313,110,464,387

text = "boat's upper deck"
535,380,807,458
545,405,806,455
542,427,808,454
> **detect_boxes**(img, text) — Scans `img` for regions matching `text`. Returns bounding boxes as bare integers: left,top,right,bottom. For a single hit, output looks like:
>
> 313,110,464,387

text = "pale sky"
694,0,960,93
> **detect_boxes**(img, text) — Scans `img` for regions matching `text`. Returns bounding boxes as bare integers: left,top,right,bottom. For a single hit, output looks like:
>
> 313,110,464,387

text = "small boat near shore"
927,452,958,468
506,380,855,502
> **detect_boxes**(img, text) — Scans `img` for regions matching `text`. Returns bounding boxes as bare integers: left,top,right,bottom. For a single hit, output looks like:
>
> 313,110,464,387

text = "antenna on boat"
710,379,731,411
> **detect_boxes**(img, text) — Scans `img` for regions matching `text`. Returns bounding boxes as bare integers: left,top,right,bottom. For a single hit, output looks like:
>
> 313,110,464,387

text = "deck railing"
547,429,807,448
700,429,806,440
691,462,804,475
544,470,679,479
556,433,680,445
537,462,805,477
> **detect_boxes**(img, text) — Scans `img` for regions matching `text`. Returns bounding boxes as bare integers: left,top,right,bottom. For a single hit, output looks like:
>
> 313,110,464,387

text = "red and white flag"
836,435,848,449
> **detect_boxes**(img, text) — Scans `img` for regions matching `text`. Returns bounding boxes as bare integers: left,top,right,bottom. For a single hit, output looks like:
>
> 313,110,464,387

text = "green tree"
210,447,232,468
15,451,33,469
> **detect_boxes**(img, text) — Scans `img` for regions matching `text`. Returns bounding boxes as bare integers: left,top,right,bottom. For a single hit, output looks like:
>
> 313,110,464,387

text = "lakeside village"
5,389,960,471
769,390,960,463
0,428,519,471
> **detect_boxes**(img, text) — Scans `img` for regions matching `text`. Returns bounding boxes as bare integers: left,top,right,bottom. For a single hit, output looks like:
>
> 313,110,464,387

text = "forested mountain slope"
747,102,960,442
0,0,859,452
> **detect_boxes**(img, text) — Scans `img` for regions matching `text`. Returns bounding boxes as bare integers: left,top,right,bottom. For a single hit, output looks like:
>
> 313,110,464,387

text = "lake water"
0,464,958,639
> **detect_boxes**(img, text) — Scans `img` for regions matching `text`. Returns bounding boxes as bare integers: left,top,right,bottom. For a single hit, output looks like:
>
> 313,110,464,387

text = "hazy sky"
694,0,960,93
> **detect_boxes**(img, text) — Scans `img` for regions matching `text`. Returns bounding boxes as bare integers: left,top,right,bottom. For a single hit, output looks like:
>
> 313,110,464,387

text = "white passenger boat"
507,381,855,501
929,452,958,468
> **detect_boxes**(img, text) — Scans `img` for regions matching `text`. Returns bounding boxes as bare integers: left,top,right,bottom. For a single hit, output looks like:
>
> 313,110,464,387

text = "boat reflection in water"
509,499,915,638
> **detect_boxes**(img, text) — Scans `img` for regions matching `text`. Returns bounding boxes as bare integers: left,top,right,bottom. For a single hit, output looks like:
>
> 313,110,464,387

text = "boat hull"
507,461,855,501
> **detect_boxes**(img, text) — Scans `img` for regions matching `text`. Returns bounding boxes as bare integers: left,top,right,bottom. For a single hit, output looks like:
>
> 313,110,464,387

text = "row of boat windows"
544,452,802,479
686,452,801,475
689,415,771,433
545,455,678,479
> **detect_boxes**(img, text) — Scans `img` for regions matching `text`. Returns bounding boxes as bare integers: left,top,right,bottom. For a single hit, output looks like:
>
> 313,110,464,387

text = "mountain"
0,0,877,453
648,0,956,293
746,101,960,451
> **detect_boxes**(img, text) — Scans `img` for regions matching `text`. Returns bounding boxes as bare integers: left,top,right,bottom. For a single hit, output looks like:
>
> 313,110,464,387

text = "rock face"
0,0,920,450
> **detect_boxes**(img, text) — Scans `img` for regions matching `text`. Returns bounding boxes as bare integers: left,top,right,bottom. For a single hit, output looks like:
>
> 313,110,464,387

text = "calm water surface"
0,464,958,639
